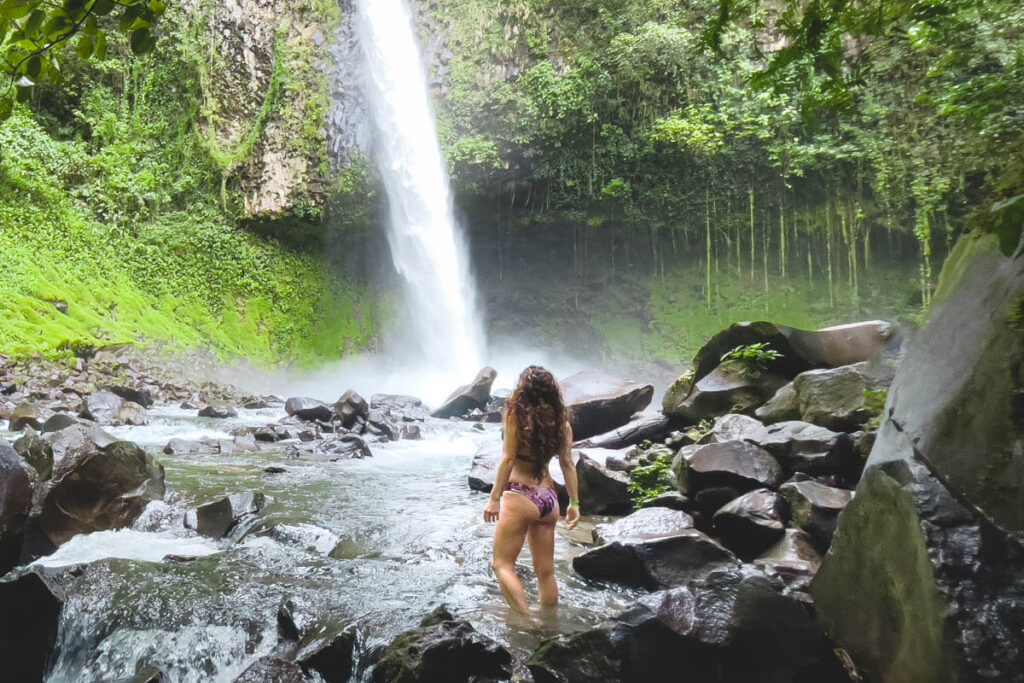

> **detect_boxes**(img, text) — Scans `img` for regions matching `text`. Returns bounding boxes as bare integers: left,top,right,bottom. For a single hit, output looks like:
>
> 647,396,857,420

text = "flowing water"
356,0,485,378
1,409,638,682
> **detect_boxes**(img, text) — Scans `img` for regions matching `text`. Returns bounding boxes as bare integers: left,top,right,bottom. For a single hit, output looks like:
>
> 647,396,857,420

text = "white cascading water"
356,0,485,379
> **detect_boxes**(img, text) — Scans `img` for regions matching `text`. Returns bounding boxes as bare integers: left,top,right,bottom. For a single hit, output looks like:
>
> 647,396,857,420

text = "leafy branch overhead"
0,0,166,121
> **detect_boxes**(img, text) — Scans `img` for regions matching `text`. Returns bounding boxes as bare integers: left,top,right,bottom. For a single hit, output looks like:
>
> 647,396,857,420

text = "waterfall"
356,0,485,378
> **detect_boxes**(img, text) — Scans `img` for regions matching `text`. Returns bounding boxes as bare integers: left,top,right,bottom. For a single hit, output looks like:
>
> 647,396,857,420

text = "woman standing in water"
483,365,580,614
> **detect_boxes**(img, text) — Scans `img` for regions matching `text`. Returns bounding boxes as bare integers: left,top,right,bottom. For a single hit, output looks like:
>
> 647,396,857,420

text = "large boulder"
32,440,165,553
576,452,632,515
80,390,148,426
663,362,788,423
594,507,694,544
333,390,369,428
285,397,332,422
39,413,78,434
576,413,676,449
785,320,897,368
675,441,783,506
751,421,859,483
572,530,737,590
185,492,267,539
431,366,497,419
13,429,53,480
99,384,154,408
369,607,512,682
779,480,853,550
562,370,654,440
671,322,813,390
467,441,501,492
754,382,801,424
0,568,64,681
530,565,847,683
370,394,431,422
0,441,34,573
810,227,1024,683
792,362,893,431
713,488,785,559
9,402,48,431
43,423,117,475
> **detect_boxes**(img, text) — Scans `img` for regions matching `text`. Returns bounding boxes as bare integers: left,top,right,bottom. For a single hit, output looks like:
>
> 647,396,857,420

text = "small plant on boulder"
719,343,782,376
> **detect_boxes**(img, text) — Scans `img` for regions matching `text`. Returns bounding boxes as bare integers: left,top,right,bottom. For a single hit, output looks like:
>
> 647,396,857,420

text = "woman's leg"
527,512,558,607
492,491,538,614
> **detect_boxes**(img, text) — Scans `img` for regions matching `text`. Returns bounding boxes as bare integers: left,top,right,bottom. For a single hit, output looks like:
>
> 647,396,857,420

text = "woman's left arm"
484,415,517,523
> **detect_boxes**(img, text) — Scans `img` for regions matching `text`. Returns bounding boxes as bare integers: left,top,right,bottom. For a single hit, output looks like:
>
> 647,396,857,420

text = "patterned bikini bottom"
504,481,558,518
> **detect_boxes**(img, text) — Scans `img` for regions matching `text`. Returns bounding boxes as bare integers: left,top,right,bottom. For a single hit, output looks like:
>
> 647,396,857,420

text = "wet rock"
713,488,785,559
793,362,893,431
116,400,149,426
370,608,512,683
675,441,784,501
431,366,497,419
562,369,654,440
184,492,266,539
79,390,122,425
785,320,898,368
572,529,737,590
757,528,823,569
0,568,64,681
779,480,853,549
663,362,788,423
527,629,622,683
398,424,421,440
365,408,397,440
594,507,694,543
0,441,34,572
755,381,801,424
198,403,238,419
278,596,317,641
254,426,283,442
333,389,368,428
576,452,632,515
638,491,690,511
752,420,858,482
705,413,768,444
370,394,431,422
234,657,308,682
264,466,287,474
295,623,357,683
285,397,332,422
467,441,501,492
39,413,78,434
13,428,53,479
33,440,165,552
163,438,219,456
575,413,675,450
322,434,371,459
9,402,48,431
43,423,117,475
99,385,154,408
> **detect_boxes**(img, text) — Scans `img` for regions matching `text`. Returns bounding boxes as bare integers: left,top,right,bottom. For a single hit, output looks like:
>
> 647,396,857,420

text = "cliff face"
182,0,337,219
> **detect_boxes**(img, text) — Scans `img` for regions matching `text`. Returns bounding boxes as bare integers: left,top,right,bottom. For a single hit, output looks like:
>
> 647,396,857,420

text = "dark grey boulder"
369,394,430,422
369,607,511,683
705,413,768,444
285,397,332,422
79,390,123,425
43,423,117,476
576,452,632,515
365,407,397,440
757,528,823,569
9,402,47,431
39,413,78,434
676,441,784,498
527,629,622,683
779,480,853,549
333,389,369,428
713,488,785,559
663,362,788,423
467,441,501,492
754,381,800,424
752,420,858,482
785,320,897,368
562,369,654,440
431,366,497,419
594,507,694,544
0,568,64,682
295,622,357,683
198,403,238,419
793,362,893,431
575,413,675,450
321,435,371,459
13,428,53,479
33,440,165,552
0,441,33,573
99,385,154,408
572,529,737,590
185,492,266,539
638,491,690,511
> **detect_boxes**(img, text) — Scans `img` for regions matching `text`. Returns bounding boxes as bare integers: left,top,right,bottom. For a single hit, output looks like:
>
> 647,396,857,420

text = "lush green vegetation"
0,1,380,362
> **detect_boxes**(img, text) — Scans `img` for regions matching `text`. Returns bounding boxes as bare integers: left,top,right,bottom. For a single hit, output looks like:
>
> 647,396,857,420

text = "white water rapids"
356,0,485,379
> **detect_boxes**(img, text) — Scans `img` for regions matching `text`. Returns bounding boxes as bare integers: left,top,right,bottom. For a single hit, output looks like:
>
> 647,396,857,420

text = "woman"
483,365,580,614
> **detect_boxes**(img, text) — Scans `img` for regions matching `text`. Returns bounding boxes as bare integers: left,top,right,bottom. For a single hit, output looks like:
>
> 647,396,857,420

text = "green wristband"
568,500,580,508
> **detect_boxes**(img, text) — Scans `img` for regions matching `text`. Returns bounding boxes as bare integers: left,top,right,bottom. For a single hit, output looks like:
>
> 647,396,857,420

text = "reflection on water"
39,416,638,682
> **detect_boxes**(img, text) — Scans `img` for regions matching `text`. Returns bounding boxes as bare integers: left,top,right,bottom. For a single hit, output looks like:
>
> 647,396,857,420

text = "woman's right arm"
558,422,580,529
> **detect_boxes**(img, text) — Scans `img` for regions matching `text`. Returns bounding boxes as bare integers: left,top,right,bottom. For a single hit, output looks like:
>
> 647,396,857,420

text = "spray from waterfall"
355,0,485,379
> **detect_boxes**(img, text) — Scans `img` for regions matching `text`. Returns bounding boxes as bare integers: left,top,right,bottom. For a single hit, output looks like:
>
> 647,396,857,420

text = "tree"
0,0,166,121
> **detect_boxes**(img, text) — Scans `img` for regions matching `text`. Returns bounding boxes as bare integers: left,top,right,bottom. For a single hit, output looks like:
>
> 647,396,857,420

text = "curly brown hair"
505,365,570,481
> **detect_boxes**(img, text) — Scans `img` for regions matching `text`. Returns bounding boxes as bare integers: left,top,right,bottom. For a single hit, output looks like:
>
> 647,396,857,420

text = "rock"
322,434,371,459
79,390,123,425
757,528,823,569
785,320,898,367
663,362,788,423
234,657,308,682
754,381,801,424
333,389,368,428
116,399,149,426
576,452,632,515
370,394,430,422
184,492,266,539
431,366,497,419
527,629,622,683
675,441,784,505
779,480,853,549
0,441,34,573
264,466,286,474
0,568,64,681
99,385,154,408
42,423,117,475
398,424,421,440
638,491,691,511
365,407,397,440
285,397,332,422
467,441,501,492
369,609,512,682
562,369,654,440
713,488,785,559
91,350,119,365
162,438,218,456
9,402,47,431
575,413,676,449
277,596,317,641
572,530,737,590
706,413,768,444
793,362,893,431
39,413,78,434
594,507,694,543
13,429,53,480
752,420,858,482
295,623,357,683
33,440,165,552
198,403,238,419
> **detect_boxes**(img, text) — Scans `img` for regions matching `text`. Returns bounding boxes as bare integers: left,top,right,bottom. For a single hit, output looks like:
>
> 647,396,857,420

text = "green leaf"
76,32,92,59
129,26,152,54
147,0,166,15
93,30,107,59
64,0,87,16
0,0,37,21
90,0,114,16
15,83,32,102
24,53,41,79
23,7,44,35
83,13,97,35
128,17,150,31
992,195,1024,257
0,96,12,122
